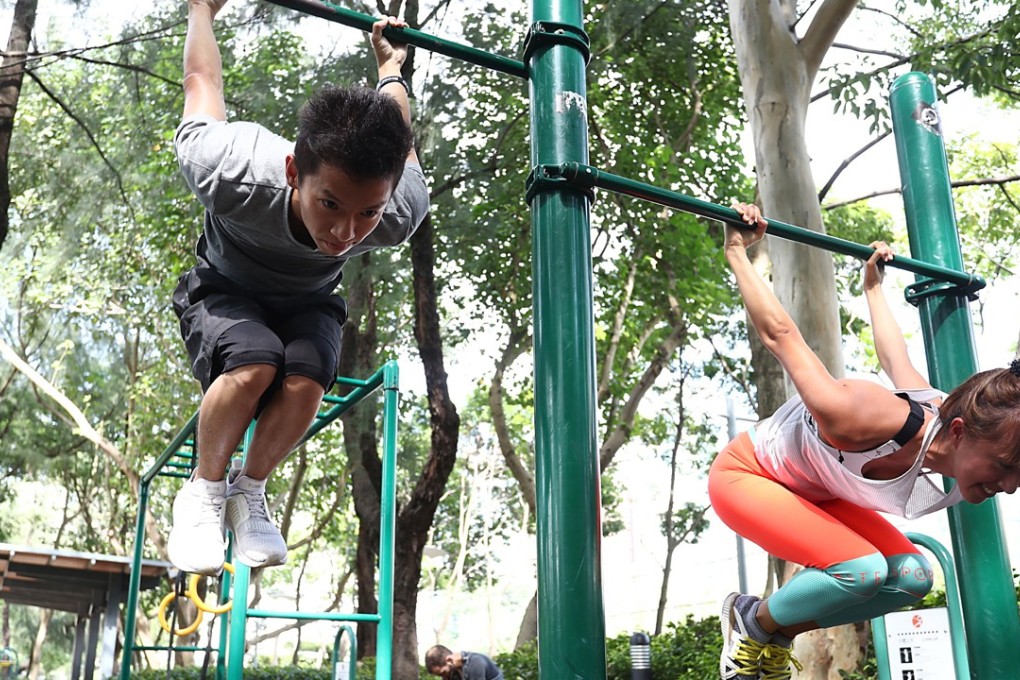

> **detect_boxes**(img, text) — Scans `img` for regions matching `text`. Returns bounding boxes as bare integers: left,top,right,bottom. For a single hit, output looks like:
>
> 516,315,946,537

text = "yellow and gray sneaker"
720,592,767,679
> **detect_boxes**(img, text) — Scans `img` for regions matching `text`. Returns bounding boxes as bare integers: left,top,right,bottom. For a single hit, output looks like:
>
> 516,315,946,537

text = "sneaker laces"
193,489,224,527
728,637,767,677
759,643,802,680
233,486,274,527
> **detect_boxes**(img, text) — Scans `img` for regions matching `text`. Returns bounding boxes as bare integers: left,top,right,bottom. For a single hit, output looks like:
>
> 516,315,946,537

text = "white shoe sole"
720,591,742,679
167,534,226,576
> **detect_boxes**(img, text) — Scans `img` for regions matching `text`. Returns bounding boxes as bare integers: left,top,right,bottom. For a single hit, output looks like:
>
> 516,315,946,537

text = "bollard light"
630,631,651,680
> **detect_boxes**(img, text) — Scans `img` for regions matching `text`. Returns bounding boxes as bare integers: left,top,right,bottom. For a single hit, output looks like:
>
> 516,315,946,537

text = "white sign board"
883,607,956,680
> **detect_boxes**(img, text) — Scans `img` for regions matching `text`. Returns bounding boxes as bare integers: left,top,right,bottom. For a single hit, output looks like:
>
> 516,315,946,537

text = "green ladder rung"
157,471,192,479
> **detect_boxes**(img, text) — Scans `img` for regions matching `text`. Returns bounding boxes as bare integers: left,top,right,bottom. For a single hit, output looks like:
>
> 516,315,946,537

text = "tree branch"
597,255,639,402
823,174,1020,210
419,0,455,29
65,54,181,88
598,322,686,472
428,108,526,200
856,3,923,39
996,182,1020,215
791,0,823,32
25,71,135,218
817,129,891,202
810,27,997,102
593,1,671,59
0,333,173,557
488,326,535,515
829,41,904,59
0,336,125,468
800,0,859,81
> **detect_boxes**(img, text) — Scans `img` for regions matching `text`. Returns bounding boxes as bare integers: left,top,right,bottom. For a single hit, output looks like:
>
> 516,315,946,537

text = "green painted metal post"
332,625,358,680
119,480,150,680
890,71,1020,679
226,423,257,680
226,561,250,678
375,360,399,680
526,1,606,679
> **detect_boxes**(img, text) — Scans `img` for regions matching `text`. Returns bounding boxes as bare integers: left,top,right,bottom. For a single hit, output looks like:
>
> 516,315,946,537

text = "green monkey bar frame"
871,532,971,680
121,361,400,679
120,0,1018,677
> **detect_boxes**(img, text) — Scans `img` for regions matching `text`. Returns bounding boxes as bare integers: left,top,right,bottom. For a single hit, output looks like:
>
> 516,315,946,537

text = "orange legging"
708,432,932,627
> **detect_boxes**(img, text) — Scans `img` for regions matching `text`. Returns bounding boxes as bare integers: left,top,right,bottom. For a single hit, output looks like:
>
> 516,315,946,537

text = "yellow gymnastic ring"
187,562,235,614
158,590,204,636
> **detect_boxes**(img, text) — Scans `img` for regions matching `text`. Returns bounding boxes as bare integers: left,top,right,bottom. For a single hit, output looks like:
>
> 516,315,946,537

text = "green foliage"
424,382,530,592
825,0,1020,134
131,667,332,679
130,657,433,680
493,616,723,680
946,137,1020,282
837,637,878,680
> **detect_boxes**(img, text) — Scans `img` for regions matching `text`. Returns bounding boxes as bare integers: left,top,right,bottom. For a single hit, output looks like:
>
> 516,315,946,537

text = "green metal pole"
333,625,358,680
374,360,399,680
226,422,257,680
262,0,528,79
226,562,250,679
119,480,151,680
546,163,983,292
527,1,606,679
890,71,1020,680
906,533,971,680
871,615,892,680
216,552,234,680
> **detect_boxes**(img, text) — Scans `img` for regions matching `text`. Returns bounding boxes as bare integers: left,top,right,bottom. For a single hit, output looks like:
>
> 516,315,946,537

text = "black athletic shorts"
172,266,348,395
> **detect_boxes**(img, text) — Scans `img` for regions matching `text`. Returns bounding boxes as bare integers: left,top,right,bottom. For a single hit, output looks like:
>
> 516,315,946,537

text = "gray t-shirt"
174,114,429,298
461,651,503,680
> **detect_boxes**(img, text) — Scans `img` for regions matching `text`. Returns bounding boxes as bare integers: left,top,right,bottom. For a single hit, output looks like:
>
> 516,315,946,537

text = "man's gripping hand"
372,16,409,73
188,0,229,18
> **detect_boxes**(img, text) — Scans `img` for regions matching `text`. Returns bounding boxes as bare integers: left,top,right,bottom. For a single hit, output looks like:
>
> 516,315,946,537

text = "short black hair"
293,84,413,186
424,644,453,671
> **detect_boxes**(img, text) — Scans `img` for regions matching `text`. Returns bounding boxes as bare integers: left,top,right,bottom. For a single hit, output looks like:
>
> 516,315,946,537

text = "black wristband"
376,75,410,95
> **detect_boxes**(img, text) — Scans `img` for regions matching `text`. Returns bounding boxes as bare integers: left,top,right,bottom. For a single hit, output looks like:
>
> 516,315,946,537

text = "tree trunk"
27,609,49,680
728,0,862,676
513,593,538,649
729,0,844,381
342,211,458,680
393,211,460,679
338,253,383,660
0,0,38,251
655,387,685,636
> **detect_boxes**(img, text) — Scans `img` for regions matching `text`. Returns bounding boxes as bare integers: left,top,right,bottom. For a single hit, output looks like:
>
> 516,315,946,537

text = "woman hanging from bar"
711,203,1020,680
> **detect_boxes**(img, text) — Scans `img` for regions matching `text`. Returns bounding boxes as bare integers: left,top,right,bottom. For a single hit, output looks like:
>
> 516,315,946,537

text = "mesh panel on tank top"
754,387,963,519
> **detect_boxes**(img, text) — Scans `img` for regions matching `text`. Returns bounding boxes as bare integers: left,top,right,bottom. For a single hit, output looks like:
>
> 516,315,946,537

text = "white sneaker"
224,474,288,568
167,476,227,576
720,592,766,679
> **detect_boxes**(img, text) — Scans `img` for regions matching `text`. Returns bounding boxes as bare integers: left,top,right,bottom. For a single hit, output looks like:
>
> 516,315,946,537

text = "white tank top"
752,387,963,519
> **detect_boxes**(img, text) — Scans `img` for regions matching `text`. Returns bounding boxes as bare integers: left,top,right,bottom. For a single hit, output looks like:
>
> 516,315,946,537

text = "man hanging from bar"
168,0,429,575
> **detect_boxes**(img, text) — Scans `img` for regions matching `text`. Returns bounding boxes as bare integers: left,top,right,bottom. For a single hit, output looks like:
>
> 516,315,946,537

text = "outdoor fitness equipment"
118,1,1018,678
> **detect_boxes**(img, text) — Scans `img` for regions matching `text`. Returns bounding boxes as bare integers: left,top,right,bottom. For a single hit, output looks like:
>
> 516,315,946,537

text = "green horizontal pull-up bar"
549,162,985,293
262,0,529,79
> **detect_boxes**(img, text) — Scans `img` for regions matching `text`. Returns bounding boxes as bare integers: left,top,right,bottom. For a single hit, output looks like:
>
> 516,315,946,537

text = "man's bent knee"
219,363,279,394
281,374,327,402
